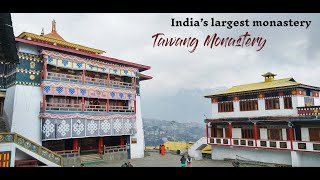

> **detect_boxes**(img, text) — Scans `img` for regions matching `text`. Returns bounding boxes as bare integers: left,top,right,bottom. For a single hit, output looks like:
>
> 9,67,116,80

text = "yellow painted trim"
18,32,105,54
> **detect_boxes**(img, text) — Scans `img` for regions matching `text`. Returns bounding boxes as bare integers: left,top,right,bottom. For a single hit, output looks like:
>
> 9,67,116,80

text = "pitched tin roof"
205,77,301,97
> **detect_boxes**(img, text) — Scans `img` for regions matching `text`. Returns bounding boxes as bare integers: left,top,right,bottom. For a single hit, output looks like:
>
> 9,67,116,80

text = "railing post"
43,96,46,112
106,99,109,112
81,97,84,112
206,123,209,144
253,122,258,147
107,73,110,87
43,58,47,80
228,122,232,145
288,126,294,150
82,69,85,84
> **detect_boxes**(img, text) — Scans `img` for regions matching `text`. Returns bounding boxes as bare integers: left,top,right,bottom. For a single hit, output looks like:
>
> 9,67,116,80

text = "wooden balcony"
109,105,134,113
84,104,107,112
297,106,320,116
109,80,133,89
43,102,134,113
46,71,134,89
45,102,82,112
47,72,82,83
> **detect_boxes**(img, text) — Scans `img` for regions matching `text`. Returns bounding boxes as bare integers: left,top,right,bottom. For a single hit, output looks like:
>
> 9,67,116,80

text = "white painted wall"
211,96,301,119
301,128,310,141
3,86,16,130
10,85,42,144
295,151,320,167
260,129,268,139
314,97,320,106
211,146,292,165
232,128,241,138
296,96,305,107
130,96,144,159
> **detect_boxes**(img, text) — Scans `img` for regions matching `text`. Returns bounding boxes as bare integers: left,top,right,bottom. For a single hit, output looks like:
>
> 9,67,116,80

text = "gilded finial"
52,19,56,32
41,28,44,36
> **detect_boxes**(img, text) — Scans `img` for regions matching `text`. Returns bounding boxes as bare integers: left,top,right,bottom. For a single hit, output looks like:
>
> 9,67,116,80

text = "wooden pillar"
73,139,78,150
82,69,85,84
134,100,136,113
98,137,104,154
253,122,258,147
206,123,209,144
42,96,46,111
81,97,84,112
120,136,124,147
43,58,47,80
107,73,110,87
106,99,109,112
133,78,136,90
228,122,232,144
289,127,294,150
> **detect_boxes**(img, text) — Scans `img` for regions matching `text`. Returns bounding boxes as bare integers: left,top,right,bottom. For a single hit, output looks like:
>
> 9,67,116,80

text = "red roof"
15,37,151,72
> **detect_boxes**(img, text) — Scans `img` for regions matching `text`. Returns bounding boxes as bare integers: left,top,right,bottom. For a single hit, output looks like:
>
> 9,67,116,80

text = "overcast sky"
11,13,320,123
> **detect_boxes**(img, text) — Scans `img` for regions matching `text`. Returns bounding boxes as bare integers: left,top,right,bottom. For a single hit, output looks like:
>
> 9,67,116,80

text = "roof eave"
15,38,151,72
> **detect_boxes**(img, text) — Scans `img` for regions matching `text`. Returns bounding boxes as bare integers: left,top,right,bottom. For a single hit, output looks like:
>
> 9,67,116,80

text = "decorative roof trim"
18,32,105,54
16,37,151,72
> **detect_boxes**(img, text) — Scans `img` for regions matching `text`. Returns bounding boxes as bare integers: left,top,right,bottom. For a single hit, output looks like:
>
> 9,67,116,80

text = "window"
210,127,223,138
240,100,258,111
267,129,282,140
304,97,314,106
284,97,293,109
309,128,320,141
218,102,234,112
241,128,260,139
265,98,280,110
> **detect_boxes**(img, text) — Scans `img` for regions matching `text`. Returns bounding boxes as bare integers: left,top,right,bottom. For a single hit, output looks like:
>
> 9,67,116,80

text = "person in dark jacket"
180,155,186,167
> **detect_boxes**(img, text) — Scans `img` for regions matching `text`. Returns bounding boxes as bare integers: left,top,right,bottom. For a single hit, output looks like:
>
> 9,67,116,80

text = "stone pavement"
84,151,233,167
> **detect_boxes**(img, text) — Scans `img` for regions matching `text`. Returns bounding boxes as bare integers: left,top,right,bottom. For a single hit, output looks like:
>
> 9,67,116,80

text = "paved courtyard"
85,151,233,167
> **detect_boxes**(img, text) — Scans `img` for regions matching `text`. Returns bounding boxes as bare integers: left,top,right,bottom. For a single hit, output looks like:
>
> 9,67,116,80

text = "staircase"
0,133,63,167
188,137,208,160
81,154,104,164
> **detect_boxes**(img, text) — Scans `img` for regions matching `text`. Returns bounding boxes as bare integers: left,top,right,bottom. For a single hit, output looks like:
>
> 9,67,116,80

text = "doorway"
79,137,99,155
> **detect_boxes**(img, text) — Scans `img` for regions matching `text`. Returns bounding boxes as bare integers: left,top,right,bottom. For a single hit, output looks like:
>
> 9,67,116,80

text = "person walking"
180,155,186,167
186,155,192,167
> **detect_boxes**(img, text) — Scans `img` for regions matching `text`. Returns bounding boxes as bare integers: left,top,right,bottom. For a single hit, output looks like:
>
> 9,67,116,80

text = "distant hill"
143,118,205,146
141,87,227,123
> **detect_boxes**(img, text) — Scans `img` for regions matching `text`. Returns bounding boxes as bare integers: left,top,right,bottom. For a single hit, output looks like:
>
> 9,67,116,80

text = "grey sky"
11,13,320,123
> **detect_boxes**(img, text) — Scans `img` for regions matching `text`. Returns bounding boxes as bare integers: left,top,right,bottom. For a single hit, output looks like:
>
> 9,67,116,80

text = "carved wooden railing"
45,102,82,112
47,72,82,83
103,145,127,154
109,106,134,113
55,148,80,158
84,104,107,112
84,76,107,86
0,133,63,166
110,80,133,89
